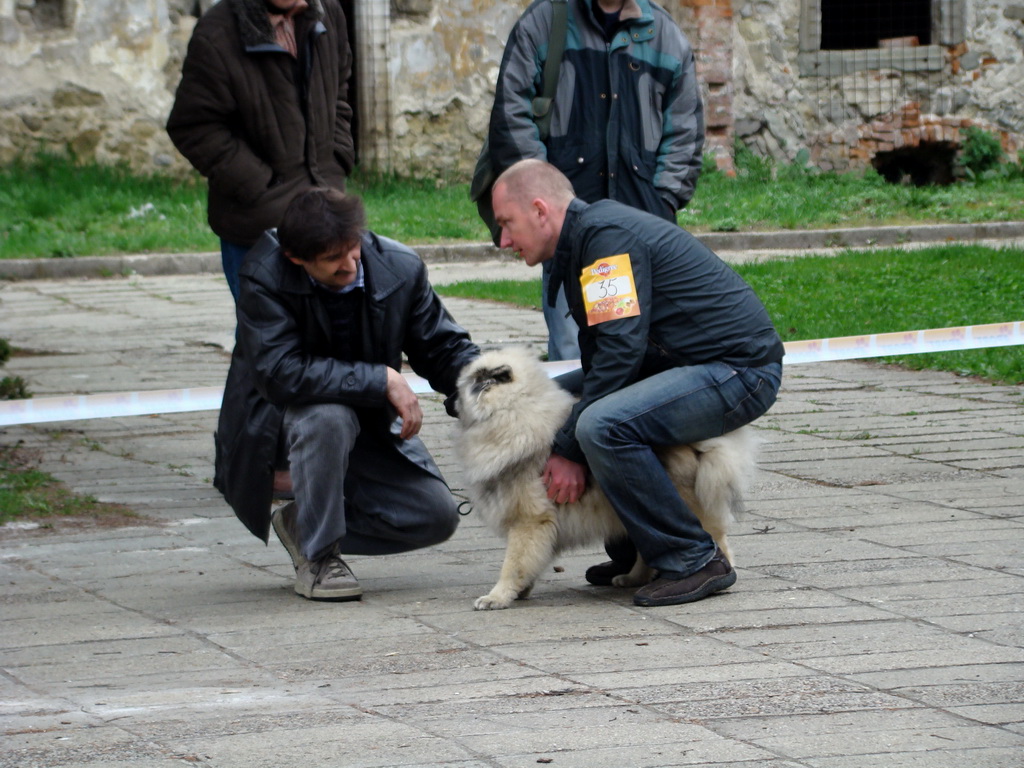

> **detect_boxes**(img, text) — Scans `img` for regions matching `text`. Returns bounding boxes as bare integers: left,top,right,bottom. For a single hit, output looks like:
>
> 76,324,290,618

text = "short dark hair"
278,187,367,262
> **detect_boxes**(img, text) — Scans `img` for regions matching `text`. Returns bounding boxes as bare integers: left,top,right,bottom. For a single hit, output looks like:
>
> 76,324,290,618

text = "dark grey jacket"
167,0,354,245
489,0,704,218
549,199,784,463
213,230,479,541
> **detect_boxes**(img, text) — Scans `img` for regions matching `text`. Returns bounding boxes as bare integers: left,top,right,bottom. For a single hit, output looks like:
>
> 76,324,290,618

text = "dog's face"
466,363,514,399
455,348,575,489
455,348,561,427
456,355,521,426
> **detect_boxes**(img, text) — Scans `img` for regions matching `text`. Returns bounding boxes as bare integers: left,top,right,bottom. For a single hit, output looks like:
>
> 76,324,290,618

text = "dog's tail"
693,426,759,521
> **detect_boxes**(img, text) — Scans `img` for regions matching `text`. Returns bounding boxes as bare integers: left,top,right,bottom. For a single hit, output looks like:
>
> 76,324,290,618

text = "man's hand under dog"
543,454,586,504
386,366,423,439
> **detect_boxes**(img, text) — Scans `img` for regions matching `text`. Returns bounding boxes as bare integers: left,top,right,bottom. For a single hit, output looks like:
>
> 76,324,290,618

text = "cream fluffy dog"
455,347,757,611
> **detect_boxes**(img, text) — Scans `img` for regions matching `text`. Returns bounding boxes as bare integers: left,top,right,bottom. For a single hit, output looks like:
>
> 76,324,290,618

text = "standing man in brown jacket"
167,0,355,301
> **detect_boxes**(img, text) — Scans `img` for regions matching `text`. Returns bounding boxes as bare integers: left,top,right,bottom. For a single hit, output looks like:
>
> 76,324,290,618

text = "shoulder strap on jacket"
532,0,569,141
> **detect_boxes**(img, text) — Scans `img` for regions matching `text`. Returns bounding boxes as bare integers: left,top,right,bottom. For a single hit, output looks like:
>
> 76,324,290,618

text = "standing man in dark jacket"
486,0,705,360
490,160,782,607
214,188,479,601
167,0,355,301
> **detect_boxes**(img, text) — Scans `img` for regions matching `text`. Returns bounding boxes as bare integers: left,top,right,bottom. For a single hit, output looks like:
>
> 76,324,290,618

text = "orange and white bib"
579,253,641,326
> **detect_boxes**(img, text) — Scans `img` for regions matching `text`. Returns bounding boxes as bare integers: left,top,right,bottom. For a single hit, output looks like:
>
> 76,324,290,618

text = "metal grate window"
800,0,965,122
821,0,932,50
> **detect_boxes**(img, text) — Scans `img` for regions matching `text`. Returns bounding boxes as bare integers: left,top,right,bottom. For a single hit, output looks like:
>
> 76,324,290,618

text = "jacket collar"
547,197,589,308
579,0,650,27
358,232,408,303
230,0,324,49
245,229,408,303
241,229,303,293
579,0,655,50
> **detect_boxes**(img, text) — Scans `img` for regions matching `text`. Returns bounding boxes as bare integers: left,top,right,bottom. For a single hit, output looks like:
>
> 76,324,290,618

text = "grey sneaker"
295,552,363,601
271,501,305,570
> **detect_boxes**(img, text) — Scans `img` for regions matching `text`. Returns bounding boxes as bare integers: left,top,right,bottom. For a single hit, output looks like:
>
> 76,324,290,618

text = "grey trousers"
281,403,460,561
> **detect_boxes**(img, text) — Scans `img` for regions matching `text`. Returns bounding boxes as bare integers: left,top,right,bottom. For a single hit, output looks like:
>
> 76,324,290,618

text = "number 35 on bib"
579,253,642,326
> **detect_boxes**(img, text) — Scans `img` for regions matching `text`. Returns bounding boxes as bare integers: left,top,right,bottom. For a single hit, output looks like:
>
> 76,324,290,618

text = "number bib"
579,253,641,326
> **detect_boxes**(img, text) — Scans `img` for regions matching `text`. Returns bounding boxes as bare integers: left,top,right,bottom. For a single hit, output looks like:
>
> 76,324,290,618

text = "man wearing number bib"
490,159,784,607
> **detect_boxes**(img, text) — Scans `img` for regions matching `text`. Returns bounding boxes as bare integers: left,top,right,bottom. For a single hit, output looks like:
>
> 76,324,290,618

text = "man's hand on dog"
386,366,423,439
543,454,586,504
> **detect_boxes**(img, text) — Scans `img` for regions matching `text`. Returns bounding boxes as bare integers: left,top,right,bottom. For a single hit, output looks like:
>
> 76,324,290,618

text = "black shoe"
604,534,636,564
632,548,736,607
585,559,634,586
585,535,638,586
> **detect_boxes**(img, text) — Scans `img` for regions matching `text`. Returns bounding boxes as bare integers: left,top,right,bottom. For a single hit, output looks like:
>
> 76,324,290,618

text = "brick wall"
811,102,1021,174
689,0,735,173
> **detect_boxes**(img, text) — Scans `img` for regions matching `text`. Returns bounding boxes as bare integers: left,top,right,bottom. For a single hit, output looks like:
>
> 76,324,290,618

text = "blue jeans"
220,239,251,302
541,259,580,361
575,361,782,579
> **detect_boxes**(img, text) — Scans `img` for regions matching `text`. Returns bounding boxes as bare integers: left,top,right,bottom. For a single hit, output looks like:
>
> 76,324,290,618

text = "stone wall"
382,0,737,176
384,0,717,178
732,1,807,163
1,0,1022,179
733,0,1024,171
0,0,712,179
385,0,523,179
0,0,186,170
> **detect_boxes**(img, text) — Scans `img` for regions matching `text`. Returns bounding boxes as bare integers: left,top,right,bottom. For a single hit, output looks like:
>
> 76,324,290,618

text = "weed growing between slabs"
0,443,140,531
437,244,1024,385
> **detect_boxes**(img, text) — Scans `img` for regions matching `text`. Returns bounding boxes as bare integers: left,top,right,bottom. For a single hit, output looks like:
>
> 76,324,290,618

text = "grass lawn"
438,243,1024,385
3,152,1024,258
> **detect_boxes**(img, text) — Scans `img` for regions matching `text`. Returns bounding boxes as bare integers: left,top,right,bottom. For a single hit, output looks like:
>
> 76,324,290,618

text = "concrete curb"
695,219,1024,251
2,220,1023,281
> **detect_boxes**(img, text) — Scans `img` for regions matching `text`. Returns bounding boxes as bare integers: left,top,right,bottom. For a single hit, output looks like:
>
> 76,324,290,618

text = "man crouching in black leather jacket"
213,187,480,601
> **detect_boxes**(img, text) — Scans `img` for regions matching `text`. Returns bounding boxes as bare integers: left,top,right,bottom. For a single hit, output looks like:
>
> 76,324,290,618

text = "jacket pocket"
619,145,672,220
547,141,592,183
625,144,656,183
547,141,606,205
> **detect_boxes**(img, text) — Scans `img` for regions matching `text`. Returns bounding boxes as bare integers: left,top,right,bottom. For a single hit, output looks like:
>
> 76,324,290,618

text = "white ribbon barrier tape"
0,386,224,427
781,321,1024,365
1,322,1021,427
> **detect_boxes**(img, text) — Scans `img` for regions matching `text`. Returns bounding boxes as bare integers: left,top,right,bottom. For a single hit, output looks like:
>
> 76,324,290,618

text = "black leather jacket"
549,198,784,463
213,229,479,541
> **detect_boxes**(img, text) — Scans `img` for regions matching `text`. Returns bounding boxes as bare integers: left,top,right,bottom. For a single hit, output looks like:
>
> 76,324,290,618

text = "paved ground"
0,249,1022,767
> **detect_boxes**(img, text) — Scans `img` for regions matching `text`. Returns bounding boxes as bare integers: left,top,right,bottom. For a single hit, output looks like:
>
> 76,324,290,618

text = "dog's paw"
474,593,513,610
611,564,654,588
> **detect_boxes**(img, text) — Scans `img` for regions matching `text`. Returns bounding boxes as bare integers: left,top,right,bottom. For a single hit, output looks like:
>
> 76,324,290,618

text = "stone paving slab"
0,267,1022,767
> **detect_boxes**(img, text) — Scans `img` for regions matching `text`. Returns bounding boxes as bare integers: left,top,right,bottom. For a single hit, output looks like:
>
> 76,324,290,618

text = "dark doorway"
872,143,956,186
821,0,932,50
30,0,70,29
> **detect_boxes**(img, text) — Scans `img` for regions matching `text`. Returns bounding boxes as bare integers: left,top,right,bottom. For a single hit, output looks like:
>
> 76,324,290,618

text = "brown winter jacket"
167,0,355,246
